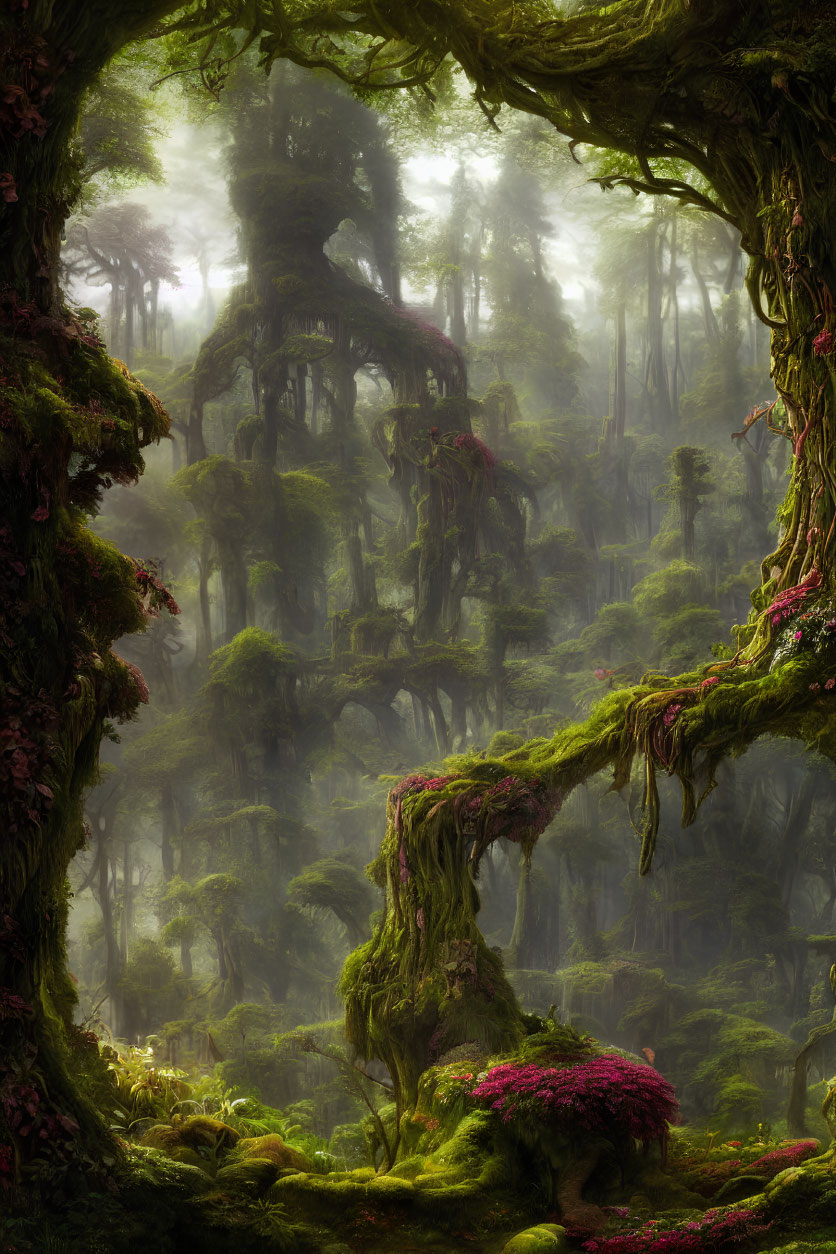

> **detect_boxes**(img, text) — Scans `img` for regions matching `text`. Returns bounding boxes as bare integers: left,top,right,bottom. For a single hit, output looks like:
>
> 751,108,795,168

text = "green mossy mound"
214,1156,279,1196
270,1103,530,1234
237,1133,311,1172
126,1145,214,1196
140,1115,240,1157
500,1224,567,1254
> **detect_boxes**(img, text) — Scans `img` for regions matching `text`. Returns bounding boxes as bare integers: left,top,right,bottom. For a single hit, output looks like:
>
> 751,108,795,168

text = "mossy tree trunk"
341,782,533,1111
0,0,179,1184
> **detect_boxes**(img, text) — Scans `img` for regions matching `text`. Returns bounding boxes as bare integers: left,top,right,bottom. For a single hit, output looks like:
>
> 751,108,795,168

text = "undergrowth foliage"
577,1206,773,1254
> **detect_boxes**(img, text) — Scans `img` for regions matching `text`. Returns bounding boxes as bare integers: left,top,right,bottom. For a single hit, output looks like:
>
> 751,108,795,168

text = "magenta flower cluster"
455,775,558,844
662,702,682,728
0,987,32,1020
390,300,463,363
740,1138,819,1178
766,567,821,628
123,658,150,705
471,1055,678,1149
579,1207,771,1253
452,431,497,470
135,564,181,618
390,773,455,806
391,771,560,847
813,328,833,357
391,773,458,838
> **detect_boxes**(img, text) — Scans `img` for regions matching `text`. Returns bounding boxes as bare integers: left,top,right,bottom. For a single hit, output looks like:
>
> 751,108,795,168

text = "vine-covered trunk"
341,784,531,1109
0,0,178,1187
754,174,836,598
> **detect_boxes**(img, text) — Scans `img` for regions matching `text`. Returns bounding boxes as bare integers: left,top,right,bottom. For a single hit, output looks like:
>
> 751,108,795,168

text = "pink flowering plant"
450,430,497,471
738,1139,819,1179
670,1132,819,1200
471,1055,679,1152
134,561,181,619
813,327,833,357
577,1205,771,1253
765,586,836,671
765,567,822,630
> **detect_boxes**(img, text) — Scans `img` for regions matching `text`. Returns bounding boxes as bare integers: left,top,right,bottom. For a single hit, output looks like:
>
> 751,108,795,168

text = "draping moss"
341,574,836,1107
0,320,174,1180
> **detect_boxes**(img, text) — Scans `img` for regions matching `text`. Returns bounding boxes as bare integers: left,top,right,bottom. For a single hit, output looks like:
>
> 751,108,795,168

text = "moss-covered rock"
366,1173,415,1199
715,1173,769,1203
237,1133,310,1172
213,1156,279,1196
124,1145,213,1196
140,1115,240,1158
177,1115,241,1151
140,1124,185,1153
500,1223,567,1253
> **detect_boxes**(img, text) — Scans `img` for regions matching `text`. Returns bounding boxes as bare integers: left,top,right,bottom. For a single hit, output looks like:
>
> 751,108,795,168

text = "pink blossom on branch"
662,703,682,728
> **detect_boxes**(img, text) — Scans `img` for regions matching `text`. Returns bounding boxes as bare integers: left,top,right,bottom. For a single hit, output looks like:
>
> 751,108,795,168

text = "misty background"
61,56,836,1151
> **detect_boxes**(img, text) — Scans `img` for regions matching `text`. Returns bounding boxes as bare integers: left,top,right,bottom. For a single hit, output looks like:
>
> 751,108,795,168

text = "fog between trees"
64,60,836,1149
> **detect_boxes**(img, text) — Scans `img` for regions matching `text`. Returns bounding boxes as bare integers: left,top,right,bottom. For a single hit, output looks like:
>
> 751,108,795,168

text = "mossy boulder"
237,1132,310,1172
636,1166,709,1211
366,1174,414,1200
267,1173,367,1219
140,1115,240,1159
177,1115,240,1151
763,1164,816,1208
214,1156,279,1196
139,1124,184,1154
386,1154,426,1180
500,1224,567,1253
126,1146,213,1196
715,1173,769,1203
160,1144,207,1170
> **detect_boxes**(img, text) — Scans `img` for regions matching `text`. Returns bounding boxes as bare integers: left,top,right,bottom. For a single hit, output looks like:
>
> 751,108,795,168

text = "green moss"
214,1157,279,1195
277,332,334,361
499,1225,567,1254
125,1144,214,1196
207,628,297,691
